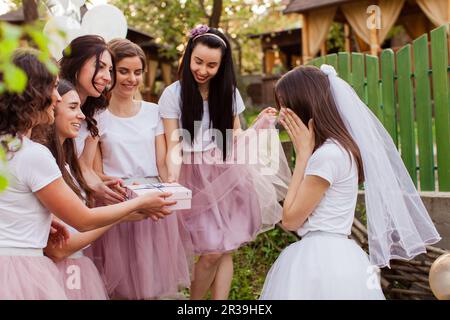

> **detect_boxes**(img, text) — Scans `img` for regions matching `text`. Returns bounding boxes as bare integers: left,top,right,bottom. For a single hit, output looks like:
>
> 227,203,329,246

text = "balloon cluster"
44,0,128,59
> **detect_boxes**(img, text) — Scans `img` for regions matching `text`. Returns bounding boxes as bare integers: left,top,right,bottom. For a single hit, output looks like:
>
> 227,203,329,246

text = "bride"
260,64,441,300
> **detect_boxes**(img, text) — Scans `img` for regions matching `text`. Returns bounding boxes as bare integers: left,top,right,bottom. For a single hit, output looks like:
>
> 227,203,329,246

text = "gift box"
126,182,192,210
122,176,161,185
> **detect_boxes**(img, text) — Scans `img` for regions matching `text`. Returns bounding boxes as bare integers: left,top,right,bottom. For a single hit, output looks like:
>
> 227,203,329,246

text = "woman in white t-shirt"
260,65,440,299
0,49,176,300
37,79,149,300
60,35,127,206
159,26,290,300
80,39,193,299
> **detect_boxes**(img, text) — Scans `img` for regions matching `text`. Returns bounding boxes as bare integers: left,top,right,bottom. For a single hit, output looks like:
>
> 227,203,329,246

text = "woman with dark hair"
81,38,192,299
41,79,150,299
260,65,440,299
159,26,287,299
0,49,176,299
59,35,125,206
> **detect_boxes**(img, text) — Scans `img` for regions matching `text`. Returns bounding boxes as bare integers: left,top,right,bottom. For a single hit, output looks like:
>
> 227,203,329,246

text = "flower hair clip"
188,24,227,48
189,25,210,38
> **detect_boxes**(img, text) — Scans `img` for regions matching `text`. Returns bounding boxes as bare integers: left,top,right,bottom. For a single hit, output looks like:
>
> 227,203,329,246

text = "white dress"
260,140,386,300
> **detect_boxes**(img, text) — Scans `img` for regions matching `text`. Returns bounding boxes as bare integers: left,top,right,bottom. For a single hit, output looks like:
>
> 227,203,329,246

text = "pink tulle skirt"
178,150,263,254
0,255,67,299
86,213,193,300
177,116,292,255
55,256,108,300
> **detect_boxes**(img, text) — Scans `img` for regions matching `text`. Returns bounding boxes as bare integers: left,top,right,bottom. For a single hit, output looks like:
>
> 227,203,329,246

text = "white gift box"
127,182,192,210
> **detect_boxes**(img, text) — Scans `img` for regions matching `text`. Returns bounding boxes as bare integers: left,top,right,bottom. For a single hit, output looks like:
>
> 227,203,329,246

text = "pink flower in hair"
189,25,210,38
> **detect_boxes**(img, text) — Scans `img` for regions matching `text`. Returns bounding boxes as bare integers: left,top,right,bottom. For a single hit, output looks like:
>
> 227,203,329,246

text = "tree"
22,0,39,22
111,0,297,75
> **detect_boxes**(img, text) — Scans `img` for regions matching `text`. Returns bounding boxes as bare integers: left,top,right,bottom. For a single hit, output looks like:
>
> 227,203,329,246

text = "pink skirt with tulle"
0,256,67,299
177,116,292,255
177,150,263,254
55,256,108,300
86,213,193,300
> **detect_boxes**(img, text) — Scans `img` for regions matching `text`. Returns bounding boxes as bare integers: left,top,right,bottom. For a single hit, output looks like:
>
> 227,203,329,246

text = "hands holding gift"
133,192,177,222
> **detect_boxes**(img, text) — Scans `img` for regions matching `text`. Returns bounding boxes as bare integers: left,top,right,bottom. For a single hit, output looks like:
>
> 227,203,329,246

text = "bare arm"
279,108,329,230
36,178,175,232
281,155,330,230
44,212,146,262
233,115,242,131
163,118,182,182
79,136,125,203
156,134,168,182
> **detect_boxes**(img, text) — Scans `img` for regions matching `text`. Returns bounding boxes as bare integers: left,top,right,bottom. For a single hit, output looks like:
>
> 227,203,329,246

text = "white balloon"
43,16,82,60
81,4,127,42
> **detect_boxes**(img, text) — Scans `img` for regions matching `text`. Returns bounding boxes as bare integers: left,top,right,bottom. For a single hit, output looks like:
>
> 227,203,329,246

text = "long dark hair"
178,28,236,159
275,65,364,183
46,80,93,206
0,48,57,155
59,35,115,137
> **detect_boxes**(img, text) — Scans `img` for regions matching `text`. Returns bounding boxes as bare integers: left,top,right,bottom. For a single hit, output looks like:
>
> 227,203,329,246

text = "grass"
229,226,298,300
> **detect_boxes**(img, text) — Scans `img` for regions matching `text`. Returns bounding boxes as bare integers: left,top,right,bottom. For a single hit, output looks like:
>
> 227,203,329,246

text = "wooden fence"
308,24,450,191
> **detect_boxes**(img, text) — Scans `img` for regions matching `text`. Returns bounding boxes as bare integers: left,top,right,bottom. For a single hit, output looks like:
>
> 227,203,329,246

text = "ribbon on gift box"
127,183,192,198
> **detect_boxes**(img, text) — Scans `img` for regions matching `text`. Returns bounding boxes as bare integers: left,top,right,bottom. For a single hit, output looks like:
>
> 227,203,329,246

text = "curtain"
416,0,449,27
304,6,337,59
342,0,405,45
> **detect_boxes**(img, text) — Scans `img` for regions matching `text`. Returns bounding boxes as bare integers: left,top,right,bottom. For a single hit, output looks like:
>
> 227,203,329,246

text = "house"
284,0,450,62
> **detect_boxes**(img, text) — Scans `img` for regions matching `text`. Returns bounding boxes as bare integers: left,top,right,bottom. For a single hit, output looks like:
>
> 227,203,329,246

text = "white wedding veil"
319,64,441,268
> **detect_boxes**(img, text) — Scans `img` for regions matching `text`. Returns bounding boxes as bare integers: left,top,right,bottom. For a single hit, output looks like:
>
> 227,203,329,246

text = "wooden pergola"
248,28,302,105
0,7,174,102
284,0,450,62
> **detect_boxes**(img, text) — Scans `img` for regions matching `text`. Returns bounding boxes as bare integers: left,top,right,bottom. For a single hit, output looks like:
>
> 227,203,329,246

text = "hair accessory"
189,25,227,48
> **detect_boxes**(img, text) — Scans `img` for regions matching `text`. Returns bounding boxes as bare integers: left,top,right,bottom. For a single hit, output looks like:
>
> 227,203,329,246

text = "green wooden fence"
308,24,450,192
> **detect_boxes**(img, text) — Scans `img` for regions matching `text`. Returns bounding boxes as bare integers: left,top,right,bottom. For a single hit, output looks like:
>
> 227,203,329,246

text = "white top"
0,137,62,249
74,120,90,158
158,81,246,152
297,139,358,237
97,101,164,178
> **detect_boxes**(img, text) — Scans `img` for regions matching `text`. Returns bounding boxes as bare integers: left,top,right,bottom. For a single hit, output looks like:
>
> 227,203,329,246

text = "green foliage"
0,20,57,192
0,148,7,192
327,22,345,54
0,21,58,94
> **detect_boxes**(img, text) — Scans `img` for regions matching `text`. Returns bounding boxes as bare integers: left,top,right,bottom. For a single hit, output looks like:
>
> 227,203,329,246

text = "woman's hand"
250,107,278,129
136,192,177,221
279,108,315,160
48,218,70,249
92,179,127,205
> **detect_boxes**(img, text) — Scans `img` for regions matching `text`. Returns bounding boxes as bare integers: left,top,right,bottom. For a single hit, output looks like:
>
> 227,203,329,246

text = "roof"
284,0,354,14
0,8,26,22
248,27,301,39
